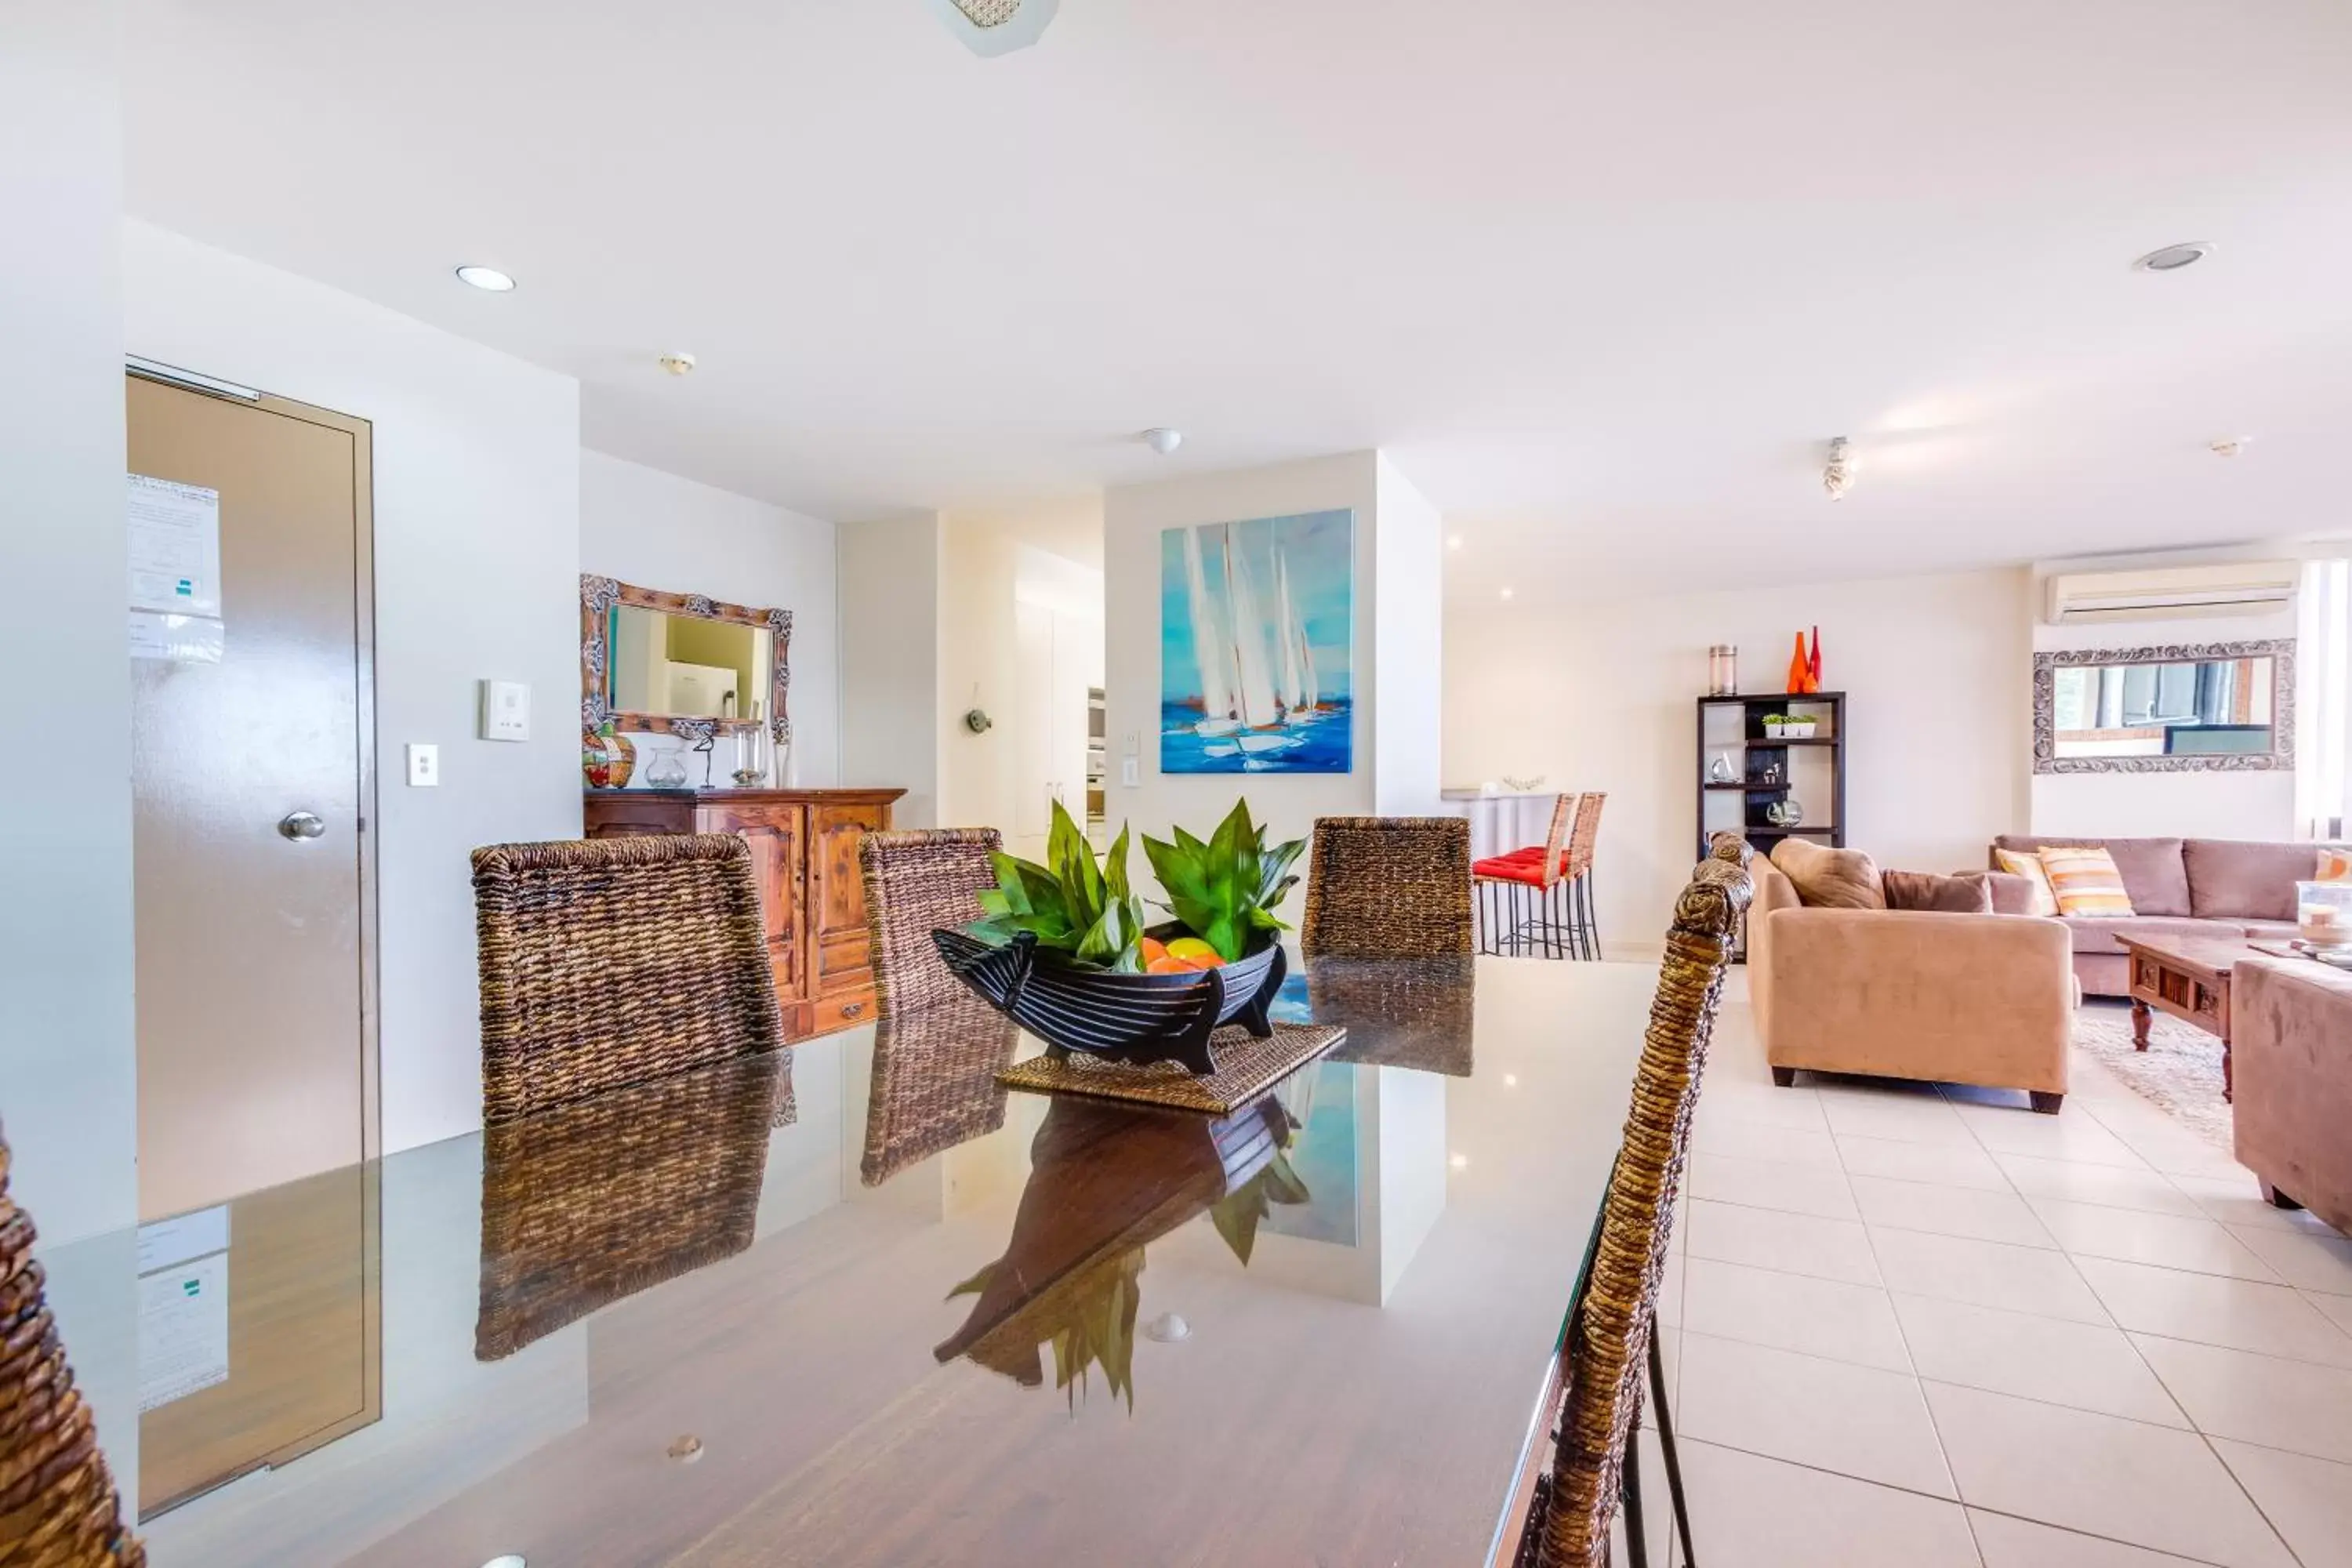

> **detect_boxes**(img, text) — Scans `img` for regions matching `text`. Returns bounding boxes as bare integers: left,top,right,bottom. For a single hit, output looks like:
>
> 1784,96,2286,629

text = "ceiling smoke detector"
1822,437,1857,500
930,0,1059,56
2210,437,2249,458
1141,427,1183,456
2135,241,2213,274
659,353,697,376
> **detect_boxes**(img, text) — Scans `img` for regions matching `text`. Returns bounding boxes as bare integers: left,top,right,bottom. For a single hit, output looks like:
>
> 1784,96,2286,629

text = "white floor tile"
2028,1199,2283,1282
2170,1172,2348,1237
1838,1134,2012,1191
2073,1256,2352,1369
1819,1088,1982,1147
1870,1229,2113,1326
1857,1176,2060,1248
1674,1439,1980,1568
1968,1510,2222,1566
1690,1116,1843,1170
2132,1334,2352,1464
1680,1257,1912,1372
2315,1292,2352,1336
1683,1198,1883,1287
1992,1153,2208,1219
1675,1331,1955,1497
1954,1106,2149,1169
1694,1080,1831,1133
1890,1294,2188,1427
1922,1381,2294,1568
1686,1152,1859,1221
2211,1438,2352,1568
2225,1223,2352,1294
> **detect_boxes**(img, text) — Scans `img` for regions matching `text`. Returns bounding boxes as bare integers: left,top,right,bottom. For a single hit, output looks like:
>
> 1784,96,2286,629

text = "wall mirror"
581,576,791,742
2033,639,2293,773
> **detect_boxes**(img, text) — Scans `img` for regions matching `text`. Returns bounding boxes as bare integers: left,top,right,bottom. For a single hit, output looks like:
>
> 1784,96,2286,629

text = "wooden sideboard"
583,788,906,1042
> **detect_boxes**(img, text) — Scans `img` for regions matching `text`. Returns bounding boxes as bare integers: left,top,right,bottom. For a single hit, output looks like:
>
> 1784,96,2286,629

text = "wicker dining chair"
1523,832,1753,1568
1299,817,1474,959
470,833,786,1127
858,828,1004,1022
0,1126,146,1568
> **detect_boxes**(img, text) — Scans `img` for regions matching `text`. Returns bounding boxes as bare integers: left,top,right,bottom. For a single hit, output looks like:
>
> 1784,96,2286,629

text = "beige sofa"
1751,857,2075,1112
2233,956,2352,1232
1989,836,2337,999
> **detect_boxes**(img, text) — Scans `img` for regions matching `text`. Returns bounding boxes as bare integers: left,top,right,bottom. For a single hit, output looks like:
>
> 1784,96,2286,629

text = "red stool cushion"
1472,855,1551,886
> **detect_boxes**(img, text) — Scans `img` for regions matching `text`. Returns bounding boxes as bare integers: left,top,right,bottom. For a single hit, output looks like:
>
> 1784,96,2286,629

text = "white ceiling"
125,0,2352,599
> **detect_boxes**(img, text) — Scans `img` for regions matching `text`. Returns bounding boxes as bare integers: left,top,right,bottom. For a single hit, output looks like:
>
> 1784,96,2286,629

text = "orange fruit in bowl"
1138,937,1169,964
1145,955,1194,975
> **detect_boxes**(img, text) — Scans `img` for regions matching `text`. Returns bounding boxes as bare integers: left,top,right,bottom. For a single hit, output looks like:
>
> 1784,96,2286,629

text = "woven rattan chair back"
1563,791,1606,883
0,1128,146,1567
1301,817,1474,958
1534,833,1751,1568
1534,792,1577,887
859,828,1004,1022
470,833,786,1127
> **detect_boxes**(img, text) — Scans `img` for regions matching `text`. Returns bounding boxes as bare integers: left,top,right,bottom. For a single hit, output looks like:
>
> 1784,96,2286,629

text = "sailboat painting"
1160,509,1354,774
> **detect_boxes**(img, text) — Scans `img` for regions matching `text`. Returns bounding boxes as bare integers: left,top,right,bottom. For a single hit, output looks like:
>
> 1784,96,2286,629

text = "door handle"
278,811,328,841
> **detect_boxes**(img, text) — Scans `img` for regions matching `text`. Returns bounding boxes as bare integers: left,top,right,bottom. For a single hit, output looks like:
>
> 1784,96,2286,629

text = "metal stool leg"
1623,1377,1652,1568
1651,1330,1695,1566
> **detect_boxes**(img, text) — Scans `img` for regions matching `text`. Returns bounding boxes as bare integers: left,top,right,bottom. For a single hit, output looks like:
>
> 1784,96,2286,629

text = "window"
2299,557,2352,839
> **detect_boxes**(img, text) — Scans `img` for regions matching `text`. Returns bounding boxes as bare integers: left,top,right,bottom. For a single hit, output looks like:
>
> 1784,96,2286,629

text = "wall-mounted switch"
1120,757,1140,788
406,743,440,787
1123,730,1141,757
480,679,531,742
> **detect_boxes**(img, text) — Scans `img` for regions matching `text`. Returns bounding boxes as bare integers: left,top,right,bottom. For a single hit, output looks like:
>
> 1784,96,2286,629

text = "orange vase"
1786,633,1809,695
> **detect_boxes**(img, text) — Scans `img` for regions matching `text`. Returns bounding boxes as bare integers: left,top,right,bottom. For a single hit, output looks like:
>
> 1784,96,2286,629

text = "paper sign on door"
128,474,227,662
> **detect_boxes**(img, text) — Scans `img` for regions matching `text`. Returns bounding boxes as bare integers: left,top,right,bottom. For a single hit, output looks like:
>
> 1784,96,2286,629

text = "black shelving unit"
1694,691,1847,863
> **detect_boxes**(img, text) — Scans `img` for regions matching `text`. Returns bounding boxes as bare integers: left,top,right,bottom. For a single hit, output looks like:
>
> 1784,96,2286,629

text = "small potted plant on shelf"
932,799,1306,1074
1762,713,1817,741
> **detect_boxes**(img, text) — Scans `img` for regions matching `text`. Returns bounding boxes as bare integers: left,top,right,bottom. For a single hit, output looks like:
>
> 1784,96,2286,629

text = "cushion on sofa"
1884,869,1994,913
2039,845,2136,918
2185,839,2332,922
1770,838,1886,909
1994,850,2060,916
2058,914,2249,957
1991,835,2191,916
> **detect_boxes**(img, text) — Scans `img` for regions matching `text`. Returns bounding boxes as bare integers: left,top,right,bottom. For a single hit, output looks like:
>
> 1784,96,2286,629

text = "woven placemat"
996,1022,1345,1114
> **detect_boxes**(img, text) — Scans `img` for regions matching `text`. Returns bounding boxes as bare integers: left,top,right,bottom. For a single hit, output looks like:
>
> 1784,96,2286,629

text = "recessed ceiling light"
658,353,698,377
1446,535,1463,550
1449,1152,1470,1171
2134,242,2212,274
1141,427,1183,456
454,266,517,292
1499,587,1515,601
480,1557,526,1568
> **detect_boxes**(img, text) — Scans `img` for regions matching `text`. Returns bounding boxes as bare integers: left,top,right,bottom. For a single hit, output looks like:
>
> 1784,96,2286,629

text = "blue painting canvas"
1160,510,1354,774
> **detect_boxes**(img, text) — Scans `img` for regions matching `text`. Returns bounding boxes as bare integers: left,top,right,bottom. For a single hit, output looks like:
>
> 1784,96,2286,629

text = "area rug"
2071,1005,2234,1150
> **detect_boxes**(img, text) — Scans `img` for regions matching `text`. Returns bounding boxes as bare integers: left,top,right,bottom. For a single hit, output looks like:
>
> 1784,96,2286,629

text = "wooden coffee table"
2115,934,2253,1102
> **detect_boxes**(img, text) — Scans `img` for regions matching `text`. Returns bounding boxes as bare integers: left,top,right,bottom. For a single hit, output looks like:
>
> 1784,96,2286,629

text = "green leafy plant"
1141,798,1307,962
965,800,1148,971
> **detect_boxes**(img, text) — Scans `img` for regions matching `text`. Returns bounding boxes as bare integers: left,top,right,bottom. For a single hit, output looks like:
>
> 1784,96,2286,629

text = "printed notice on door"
127,474,223,616
137,1209,230,1413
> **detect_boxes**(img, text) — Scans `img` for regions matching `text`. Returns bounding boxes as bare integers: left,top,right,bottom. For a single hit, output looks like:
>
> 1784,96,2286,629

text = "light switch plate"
1122,730,1141,757
406,743,439,787
480,679,531,742
1120,757,1140,787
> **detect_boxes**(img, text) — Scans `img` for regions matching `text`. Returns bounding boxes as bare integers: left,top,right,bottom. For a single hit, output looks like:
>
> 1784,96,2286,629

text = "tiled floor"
1638,993,2352,1567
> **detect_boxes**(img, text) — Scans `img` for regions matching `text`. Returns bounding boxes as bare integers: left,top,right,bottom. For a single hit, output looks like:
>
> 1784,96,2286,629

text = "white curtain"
2299,557,2352,840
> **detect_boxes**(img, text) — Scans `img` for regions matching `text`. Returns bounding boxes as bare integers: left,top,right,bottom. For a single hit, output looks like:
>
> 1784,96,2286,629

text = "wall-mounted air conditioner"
2043,561,2300,625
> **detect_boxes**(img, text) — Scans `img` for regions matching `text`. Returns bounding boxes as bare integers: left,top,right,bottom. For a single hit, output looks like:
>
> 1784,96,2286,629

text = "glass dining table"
123,953,1657,1567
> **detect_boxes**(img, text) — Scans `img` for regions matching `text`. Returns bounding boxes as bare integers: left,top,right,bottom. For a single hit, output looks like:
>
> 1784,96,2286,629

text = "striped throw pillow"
2038,845,2136,918
1993,849,2060,917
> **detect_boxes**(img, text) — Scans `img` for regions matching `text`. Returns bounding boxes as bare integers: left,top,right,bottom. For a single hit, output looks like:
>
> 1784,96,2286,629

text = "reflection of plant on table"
1207,1144,1311,1265
948,1250,1145,1413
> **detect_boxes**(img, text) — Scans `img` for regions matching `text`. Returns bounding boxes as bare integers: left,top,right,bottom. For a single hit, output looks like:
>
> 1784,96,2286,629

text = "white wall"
1446,568,2034,950
1373,455,1444,817
2,0,140,1491
1105,453,1384,864
2028,553,2300,840
125,222,584,1156
840,514,943,828
579,450,841,787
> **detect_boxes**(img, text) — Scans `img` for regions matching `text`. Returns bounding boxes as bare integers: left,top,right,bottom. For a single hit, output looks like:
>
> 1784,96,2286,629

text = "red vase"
1786,633,1809,695
1808,625,1824,693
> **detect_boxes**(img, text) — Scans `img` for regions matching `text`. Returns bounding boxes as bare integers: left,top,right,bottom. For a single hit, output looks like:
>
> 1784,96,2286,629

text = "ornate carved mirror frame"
580,575,793,746
2032,637,2294,775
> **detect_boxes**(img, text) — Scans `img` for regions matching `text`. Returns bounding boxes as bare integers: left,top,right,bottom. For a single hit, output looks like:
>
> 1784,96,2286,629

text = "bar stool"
1472,793,1573,957
1472,793,1605,959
